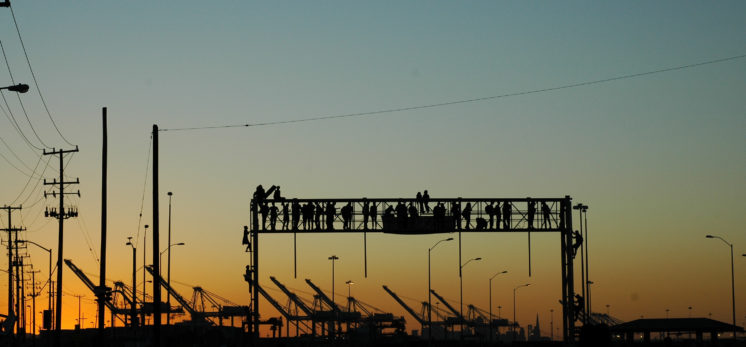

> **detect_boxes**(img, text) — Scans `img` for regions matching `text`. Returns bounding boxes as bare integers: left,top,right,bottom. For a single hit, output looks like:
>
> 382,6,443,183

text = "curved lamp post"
489,270,508,342
513,283,531,335
428,237,452,340
706,235,736,339
460,257,481,338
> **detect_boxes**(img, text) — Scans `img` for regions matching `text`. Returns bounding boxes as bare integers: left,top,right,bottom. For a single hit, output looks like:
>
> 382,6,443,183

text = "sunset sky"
1,1,745,335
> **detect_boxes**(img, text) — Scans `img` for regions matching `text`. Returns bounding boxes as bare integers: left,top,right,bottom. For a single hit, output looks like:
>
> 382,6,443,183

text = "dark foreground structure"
610,318,744,345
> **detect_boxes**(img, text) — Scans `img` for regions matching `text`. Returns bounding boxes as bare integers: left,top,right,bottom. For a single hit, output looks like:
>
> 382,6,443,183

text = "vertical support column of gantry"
560,196,575,342
250,199,260,340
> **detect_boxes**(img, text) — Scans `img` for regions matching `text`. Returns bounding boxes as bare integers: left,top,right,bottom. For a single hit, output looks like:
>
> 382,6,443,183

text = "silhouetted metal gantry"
245,194,579,342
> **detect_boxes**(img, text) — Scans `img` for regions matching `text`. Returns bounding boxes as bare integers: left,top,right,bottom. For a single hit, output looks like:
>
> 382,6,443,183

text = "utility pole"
29,270,40,339
97,107,109,338
1,205,24,338
43,146,80,347
151,124,161,346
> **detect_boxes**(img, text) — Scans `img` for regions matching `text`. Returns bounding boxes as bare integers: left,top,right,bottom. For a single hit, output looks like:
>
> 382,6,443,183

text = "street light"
328,255,339,339
159,243,185,277
19,240,52,330
550,308,554,341
489,270,508,342
0,83,30,93
513,283,531,334
167,192,174,325
705,234,737,339
160,242,184,325
142,224,149,313
460,256,481,338
428,237,452,340
125,237,137,328
345,280,354,312
587,280,594,316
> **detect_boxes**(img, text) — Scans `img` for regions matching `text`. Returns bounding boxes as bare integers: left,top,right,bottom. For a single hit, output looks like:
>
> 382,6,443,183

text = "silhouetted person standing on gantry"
572,230,583,258
269,203,279,231
325,202,336,231
495,202,501,230
370,202,378,229
416,192,423,213
300,202,309,230
502,201,511,229
527,199,536,230
362,198,370,230
253,185,266,205
315,202,323,230
281,203,289,230
422,190,431,213
408,202,418,226
541,201,551,229
383,205,395,229
433,203,445,232
396,200,408,229
260,202,269,230
304,202,315,230
463,202,472,230
291,199,301,230
451,200,462,230
485,202,495,229
341,202,353,230
308,202,316,230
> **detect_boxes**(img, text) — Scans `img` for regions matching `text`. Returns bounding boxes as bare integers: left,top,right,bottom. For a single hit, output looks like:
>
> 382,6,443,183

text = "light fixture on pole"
345,280,354,312
428,237,452,340
513,283,531,334
460,257,481,338
160,241,185,324
0,83,30,93
142,224,148,321
705,234,737,339
489,270,508,342
328,255,339,338
125,237,137,328
167,191,173,325
19,240,52,330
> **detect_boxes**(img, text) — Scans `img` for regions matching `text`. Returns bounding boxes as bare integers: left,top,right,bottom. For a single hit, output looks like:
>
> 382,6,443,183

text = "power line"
160,53,746,132
8,154,43,204
134,135,152,248
9,5,75,147
1,89,42,151
0,39,48,148
0,133,34,173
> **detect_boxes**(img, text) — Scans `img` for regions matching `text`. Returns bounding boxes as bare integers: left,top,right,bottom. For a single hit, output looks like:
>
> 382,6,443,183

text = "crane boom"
245,276,307,323
63,259,128,321
382,285,426,325
429,289,463,320
270,276,314,315
305,279,340,312
145,265,202,322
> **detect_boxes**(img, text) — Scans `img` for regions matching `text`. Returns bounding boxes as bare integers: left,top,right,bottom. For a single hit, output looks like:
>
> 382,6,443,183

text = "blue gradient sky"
1,1,745,332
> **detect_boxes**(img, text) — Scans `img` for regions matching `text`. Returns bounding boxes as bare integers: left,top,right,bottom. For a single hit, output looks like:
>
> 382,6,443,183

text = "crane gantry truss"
246,194,578,342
